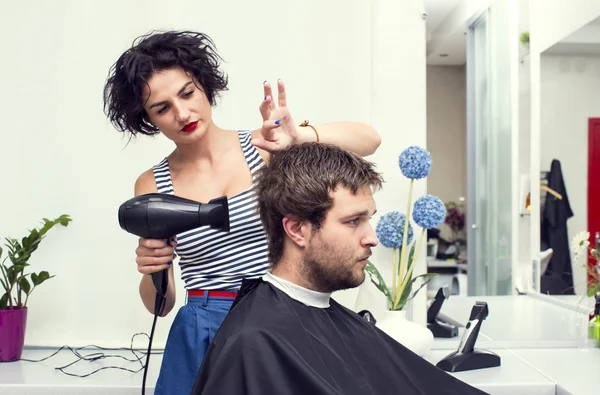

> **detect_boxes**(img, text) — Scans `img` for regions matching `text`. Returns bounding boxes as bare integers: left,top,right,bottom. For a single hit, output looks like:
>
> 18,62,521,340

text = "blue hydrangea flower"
412,195,446,229
398,146,432,180
375,211,414,249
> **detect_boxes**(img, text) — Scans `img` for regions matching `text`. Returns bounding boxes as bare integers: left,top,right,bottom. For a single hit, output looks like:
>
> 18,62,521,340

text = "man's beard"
301,238,367,293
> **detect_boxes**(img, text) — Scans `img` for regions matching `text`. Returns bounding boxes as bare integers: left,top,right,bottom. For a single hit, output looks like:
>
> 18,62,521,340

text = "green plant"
519,31,530,46
365,146,444,311
571,231,600,297
0,215,72,309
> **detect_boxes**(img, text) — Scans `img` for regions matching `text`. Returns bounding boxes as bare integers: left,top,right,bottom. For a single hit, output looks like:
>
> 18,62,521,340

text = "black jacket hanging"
540,159,574,294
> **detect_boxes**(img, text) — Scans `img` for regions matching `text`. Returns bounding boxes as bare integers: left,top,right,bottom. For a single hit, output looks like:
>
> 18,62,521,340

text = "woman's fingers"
277,80,287,107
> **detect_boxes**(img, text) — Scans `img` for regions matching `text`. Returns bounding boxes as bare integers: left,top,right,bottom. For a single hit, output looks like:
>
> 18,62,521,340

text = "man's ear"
282,215,311,248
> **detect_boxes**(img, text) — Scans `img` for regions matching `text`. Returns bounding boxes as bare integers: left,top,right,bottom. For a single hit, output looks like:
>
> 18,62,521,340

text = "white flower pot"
376,310,434,357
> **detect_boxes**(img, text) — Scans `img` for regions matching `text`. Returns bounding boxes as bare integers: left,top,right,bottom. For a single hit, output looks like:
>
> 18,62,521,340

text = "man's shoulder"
216,280,290,335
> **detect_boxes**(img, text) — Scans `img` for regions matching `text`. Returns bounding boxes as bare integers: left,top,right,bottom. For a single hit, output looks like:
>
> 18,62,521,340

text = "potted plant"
0,214,72,362
570,231,600,297
519,31,530,48
364,146,445,356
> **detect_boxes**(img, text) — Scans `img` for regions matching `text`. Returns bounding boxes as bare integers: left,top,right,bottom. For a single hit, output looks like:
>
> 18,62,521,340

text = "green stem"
23,286,33,308
391,248,397,304
0,257,10,293
399,228,426,292
394,179,414,307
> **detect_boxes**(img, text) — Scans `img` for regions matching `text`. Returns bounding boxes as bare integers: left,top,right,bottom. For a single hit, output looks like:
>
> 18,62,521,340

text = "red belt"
188,290,238,298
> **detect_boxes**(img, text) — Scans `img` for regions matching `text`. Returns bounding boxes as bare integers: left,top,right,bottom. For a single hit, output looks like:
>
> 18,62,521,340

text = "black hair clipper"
427,286,458,338
436,301,501,372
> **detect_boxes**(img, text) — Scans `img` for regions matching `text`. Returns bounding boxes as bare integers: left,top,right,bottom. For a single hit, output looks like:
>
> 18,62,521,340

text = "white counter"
439,295,588,348
1,347,558,395
0,348,160,395
510,348,600,395
425,349,556,395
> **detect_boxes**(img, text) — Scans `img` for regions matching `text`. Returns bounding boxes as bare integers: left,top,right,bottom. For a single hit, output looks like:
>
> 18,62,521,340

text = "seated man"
191,143,486,395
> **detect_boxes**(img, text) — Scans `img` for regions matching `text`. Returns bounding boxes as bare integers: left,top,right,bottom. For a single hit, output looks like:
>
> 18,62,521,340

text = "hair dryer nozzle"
202,196,230,232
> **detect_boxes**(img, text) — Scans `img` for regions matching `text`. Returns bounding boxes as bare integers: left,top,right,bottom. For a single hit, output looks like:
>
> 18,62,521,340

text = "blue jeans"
154,293,234,395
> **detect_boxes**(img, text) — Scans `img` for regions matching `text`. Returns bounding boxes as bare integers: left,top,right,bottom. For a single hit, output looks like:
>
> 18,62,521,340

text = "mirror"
536,16,600,300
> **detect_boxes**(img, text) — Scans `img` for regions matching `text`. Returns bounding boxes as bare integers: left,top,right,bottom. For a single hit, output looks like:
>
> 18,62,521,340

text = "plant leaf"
6,266,17,284
32,271,53,286
407,243,416,271
0,293,8,309
18,276,31,295
396,277,413,310
399,242,416,276
408,273,438,300
58,214,73,227
365,261,393,308
394,273,438,310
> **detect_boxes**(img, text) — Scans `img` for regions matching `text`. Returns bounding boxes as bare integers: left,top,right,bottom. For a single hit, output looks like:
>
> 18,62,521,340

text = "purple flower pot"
0,307,28,362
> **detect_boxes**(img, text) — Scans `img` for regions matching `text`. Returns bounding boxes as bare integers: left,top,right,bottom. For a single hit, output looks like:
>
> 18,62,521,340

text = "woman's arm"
251,80,381,158
294,121,381,157
134,170,177,317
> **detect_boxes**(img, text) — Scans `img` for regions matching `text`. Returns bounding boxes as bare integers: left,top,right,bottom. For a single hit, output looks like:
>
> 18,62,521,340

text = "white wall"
340,0,429,327
426,65,467,240
0,0,428,347
539,54,600,294
515,0,532,291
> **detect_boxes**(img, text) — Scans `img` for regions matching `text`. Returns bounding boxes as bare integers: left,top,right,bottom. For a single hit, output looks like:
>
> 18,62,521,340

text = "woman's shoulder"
134,168,158,196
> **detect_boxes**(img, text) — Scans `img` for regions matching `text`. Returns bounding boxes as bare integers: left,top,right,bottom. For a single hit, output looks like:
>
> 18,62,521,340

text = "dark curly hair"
103,30,229,137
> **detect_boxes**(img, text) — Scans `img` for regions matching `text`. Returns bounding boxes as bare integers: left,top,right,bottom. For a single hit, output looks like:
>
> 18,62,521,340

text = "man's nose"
363,225,379,247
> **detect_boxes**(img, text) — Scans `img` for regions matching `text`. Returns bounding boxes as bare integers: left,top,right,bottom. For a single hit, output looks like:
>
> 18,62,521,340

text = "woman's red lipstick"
181,121,198,132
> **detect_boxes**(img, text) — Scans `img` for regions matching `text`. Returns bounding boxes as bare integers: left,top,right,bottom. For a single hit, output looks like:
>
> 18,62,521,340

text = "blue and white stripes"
152,131,270,290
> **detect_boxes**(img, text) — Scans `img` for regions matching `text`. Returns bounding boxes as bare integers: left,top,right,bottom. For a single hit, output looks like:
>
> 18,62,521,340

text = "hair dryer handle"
151,268,169,316
151,239,171,316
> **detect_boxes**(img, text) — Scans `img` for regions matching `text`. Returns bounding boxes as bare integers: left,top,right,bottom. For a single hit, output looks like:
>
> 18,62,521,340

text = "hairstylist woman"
103,30,381,395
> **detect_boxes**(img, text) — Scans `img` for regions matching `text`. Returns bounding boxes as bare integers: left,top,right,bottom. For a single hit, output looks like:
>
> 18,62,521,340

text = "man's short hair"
255,143,383,267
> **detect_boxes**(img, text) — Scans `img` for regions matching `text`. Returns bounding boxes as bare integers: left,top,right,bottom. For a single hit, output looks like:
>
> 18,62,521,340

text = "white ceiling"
425,3,600,64
545,16,600,56
424,0,462,35
424,0,467,66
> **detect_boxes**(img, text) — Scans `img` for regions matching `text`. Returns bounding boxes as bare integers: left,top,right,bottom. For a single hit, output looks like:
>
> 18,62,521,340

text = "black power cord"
21,288,167,394
19,332,163,379
139,291,165,395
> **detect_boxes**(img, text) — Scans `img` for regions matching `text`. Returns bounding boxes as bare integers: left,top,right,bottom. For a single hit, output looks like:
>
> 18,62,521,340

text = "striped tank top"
152,130,270,290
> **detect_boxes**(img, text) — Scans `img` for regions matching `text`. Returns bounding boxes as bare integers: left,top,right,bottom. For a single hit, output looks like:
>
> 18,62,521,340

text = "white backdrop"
0,0,427,348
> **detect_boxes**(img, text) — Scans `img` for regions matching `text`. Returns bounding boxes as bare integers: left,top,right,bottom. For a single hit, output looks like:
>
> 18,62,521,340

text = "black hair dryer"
436,301,501,372
118,193,230,315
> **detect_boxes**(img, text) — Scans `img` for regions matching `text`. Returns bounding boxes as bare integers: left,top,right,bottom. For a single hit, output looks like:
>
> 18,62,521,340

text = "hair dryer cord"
141,312,159,395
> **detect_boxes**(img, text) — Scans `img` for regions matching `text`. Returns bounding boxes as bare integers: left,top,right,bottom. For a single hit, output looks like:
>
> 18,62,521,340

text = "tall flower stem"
394,179,414,308
391,248,397,304
399,228,426,292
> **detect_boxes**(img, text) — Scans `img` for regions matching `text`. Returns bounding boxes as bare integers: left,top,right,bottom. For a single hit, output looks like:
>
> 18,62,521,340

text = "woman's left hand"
252,80,299,152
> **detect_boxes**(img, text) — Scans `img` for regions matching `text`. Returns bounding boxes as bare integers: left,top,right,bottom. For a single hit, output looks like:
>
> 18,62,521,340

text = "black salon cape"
190,279,487,395
541,159,575,294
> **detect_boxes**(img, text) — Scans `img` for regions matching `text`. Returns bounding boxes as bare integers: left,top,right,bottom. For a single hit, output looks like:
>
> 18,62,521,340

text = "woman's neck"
170,123,235,166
